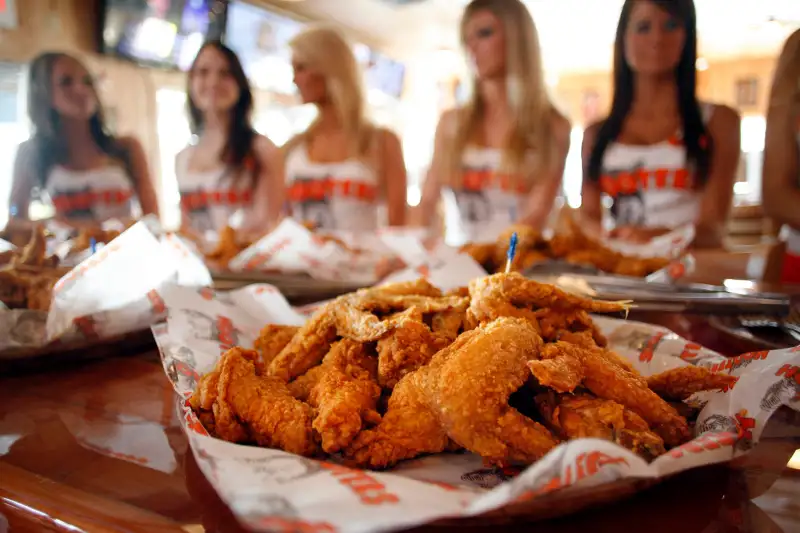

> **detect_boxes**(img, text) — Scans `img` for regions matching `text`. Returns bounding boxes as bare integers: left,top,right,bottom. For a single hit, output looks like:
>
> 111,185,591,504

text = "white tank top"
284,143,380,232
45,164,139,221
598,103,715,229
442,146,527,246
176,148,254,236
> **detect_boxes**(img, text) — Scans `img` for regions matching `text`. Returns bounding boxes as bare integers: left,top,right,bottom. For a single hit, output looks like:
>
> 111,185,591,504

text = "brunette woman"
582,0,741,248
178,41,283,239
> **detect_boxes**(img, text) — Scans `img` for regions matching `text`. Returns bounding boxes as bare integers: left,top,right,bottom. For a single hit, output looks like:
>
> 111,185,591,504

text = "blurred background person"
10,52,158,224
178,41,283,241
762,29,800,283
283,25,407,232
581,0,740,249
418,0,570,247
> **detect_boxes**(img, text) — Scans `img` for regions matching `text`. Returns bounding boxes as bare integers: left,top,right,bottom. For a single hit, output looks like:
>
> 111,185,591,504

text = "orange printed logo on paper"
319,462,400,505
73,316,99,339
514,451,629,504
639,332,666,363
147,289,166,314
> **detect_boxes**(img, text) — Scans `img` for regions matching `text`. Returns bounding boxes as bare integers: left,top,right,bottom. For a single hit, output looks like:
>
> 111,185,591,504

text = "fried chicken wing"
253,324,299,372
308,339,382,453
535,392,665,460
429,317,558,466
527,341,585,393
376,309,440,388
268,303,338,381
576,344,690,447
646,366,738,400
216,347,318,456
347,317,558,469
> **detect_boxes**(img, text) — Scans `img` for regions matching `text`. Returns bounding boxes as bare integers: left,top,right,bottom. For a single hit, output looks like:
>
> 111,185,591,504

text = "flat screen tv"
224,0,303,93
99,0,226,71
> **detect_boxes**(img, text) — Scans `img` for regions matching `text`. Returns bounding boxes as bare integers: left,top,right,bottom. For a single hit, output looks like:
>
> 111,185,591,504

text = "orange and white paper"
154,278,800,533
0,222,211,353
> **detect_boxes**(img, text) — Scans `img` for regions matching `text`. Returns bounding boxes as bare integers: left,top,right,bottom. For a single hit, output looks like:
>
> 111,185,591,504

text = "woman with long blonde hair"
419,0,570,246
283,26,407,231
10,52,158,224
762,29,800,283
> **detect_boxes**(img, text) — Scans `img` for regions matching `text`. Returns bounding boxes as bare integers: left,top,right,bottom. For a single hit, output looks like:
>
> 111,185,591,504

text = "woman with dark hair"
762,29,800,283
10,52,159,223
178,41,283,239
581,0,740,248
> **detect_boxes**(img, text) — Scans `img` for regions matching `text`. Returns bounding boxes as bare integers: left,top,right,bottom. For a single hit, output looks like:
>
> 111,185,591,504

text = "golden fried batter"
646,366,738,400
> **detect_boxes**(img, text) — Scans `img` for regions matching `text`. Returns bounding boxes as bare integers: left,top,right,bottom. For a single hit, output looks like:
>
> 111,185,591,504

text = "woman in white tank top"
283,26,407,232
762,29,800,284
419,0,570,247
581,0,741,249
178,42,283,240
10,52,158,224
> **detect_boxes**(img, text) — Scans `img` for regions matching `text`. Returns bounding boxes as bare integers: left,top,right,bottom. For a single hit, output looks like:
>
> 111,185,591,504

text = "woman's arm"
762,102,800,230
519,112,571,230
9,140,36,219
694,105,740,248
245,134,285,235
120,136,160,218
578,121,605,239
377,128,407,227
417,110,457,228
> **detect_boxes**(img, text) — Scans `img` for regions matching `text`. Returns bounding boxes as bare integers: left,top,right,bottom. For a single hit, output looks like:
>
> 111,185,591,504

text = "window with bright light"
0,63,27,228
155,89,192,230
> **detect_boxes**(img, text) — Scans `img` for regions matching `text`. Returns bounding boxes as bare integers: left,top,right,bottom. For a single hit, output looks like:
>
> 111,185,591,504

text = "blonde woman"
283,26,407,231
762,29,800,283
419,0,570,246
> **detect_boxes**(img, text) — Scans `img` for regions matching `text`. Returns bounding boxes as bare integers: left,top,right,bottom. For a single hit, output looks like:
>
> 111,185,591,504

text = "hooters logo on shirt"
180,189,253,211
287,177,377,202
51,188,134,214
462,168,526,193
599,167,693,198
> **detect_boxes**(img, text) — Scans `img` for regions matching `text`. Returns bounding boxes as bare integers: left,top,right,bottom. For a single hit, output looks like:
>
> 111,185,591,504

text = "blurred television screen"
101,0,219,71
224,0,303,93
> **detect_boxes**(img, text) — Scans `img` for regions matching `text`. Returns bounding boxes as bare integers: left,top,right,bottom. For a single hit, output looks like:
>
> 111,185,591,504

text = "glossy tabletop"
2,266,800,532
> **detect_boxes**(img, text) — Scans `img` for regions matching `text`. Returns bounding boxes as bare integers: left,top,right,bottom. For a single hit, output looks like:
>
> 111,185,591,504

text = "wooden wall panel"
555,56,779,127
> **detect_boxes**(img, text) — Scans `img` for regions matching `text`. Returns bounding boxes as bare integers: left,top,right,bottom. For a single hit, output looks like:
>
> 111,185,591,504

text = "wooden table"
2,274,800,532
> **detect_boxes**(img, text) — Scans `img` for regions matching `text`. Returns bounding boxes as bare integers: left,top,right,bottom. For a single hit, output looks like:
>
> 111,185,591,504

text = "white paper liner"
228,219,396,285
0,222,210,354
154,278,800,533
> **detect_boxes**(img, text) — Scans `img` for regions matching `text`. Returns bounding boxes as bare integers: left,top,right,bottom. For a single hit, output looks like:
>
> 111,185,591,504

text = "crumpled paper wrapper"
154,273,800,533
605,224,695,259
0,221,210,355
228,219,400,285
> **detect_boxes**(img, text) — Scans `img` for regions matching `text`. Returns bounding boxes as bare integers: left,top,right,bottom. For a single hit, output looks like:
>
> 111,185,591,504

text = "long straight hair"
286,25,374,159
768,29,800,109
587,0,710,185
27,52,131,187
186,41,257,186
444,0,561,191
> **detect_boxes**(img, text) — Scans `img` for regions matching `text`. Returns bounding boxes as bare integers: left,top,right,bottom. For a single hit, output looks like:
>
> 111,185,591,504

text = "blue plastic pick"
90,238,97,255
505,232,518,273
